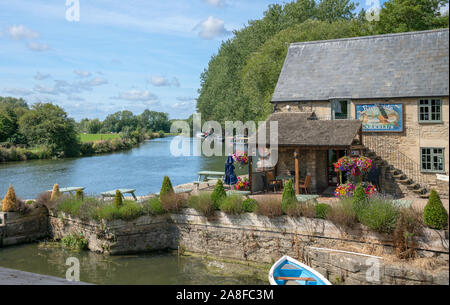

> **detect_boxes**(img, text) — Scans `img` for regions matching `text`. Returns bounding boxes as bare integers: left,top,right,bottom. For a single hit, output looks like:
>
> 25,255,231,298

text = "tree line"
0,97,171,158
197,0,449,124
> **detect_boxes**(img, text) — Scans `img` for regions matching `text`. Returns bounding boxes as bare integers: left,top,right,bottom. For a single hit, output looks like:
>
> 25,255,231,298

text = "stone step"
398,178,413,185
413,188,427,194
407,183,421,190
420,192,431,199
393,173,406,180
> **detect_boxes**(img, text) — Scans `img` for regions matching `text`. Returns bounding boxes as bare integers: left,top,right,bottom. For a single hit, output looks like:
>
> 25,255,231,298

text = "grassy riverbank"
0,132,168,163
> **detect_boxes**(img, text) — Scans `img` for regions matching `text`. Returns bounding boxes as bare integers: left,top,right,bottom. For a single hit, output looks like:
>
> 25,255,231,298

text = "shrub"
54,196,100,220
211,180,226,210
2,184,18,212
189,193,215,217
315,203,331,219
352,184,367,206
393,208,423,259
144,197,165,215
161,193,185,213
326,197,358,229
255,198,283,218
281,180,297,213
284,201,302,217
96,204,120,221
113,190,123,208
160,176,174,198
118,201,143,220
357,197,399,233
50,184,61,201
35,191,53,209
242,198,258,213
423,190,448,230
61,234,88,251
219,195,244,214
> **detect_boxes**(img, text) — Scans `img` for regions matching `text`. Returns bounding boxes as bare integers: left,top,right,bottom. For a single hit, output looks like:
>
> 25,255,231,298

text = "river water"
0,137,247,199
0,244,268,285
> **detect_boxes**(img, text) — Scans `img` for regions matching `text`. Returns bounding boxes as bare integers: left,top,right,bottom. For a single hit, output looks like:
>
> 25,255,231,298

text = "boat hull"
268,255,332,285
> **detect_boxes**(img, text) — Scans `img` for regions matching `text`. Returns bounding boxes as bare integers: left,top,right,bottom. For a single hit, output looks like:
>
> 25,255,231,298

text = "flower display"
334,156,373,174
334,182,377,198
333,156,354,173
234,177,250,191
233,151,249,166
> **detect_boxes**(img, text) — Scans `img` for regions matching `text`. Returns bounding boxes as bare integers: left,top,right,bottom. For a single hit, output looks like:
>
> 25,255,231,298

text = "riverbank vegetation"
197,0,449,124
0,97,171,163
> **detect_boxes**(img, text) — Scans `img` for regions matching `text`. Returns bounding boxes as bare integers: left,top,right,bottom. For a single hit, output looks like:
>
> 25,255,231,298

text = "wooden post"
249,155,253,194
294,149,300,195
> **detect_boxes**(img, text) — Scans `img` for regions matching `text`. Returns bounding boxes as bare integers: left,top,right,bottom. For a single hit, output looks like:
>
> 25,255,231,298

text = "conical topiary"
423,190,448,230
75,189,84,201
2,185,18,212
281,179,297,214
211,180,226,210
160,176,174,198
352,184,367,204
114,190,123,209
50,184,61,201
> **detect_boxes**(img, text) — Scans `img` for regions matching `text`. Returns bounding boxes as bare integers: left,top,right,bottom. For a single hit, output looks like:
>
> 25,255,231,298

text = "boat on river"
269,255,332,285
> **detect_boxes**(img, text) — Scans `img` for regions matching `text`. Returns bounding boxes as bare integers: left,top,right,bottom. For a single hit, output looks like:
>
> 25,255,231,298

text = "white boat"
268,255,332,285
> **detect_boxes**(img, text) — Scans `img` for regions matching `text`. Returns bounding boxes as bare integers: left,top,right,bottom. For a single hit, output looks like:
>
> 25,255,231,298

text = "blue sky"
0,0,378,121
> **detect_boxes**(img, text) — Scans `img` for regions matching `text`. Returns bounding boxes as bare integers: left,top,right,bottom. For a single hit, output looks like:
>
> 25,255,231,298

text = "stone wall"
48,209,449,285
0,207,48,247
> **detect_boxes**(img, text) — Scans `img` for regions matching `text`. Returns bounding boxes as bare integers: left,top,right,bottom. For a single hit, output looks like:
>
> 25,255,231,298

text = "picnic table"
101,189,137,201
47,187,85,195
194,171,225,190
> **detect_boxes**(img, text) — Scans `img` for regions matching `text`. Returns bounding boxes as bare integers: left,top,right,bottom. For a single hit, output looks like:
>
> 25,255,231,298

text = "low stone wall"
48,208,449,285
0,207,48,247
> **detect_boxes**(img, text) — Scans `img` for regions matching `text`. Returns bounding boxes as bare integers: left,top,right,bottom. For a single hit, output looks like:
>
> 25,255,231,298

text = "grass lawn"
79,133,122,143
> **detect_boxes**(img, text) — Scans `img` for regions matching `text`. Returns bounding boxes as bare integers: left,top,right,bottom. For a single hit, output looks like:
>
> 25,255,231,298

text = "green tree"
87,118,103,134
423,189,448,229
18,103,80,157
375,0,449,34
316,0,357,21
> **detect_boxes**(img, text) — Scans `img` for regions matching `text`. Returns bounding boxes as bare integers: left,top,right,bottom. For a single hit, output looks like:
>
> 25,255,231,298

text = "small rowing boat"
268,255,332,285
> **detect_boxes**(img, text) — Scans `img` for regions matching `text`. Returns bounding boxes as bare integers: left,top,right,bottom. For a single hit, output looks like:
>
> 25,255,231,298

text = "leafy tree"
0,97,28,143
423,189,448,229
87,118,103,134
0,110,15,142
375,0,449,33
18,103,80,157
316,0,357,21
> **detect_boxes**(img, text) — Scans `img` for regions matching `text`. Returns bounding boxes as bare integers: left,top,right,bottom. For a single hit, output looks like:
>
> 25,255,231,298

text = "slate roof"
256,112,362,147
271,29,449,102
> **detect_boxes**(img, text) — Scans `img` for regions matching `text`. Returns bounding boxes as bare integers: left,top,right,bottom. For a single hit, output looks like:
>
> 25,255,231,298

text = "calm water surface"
0,244,268,285
0,137,246,199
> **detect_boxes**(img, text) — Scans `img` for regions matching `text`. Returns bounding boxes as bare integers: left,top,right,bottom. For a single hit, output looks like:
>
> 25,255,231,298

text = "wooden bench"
47,187,86,196
226,190,251,198
101,189,137,201
296,194,319,203
155,188,193,196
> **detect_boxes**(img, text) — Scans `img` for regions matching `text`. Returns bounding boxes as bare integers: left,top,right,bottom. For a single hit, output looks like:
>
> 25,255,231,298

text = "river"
0,137,247,199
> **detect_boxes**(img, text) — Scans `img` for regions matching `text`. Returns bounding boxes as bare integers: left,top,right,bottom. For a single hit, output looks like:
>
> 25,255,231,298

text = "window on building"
331,100,349,120
421,148,445,173
418,99,442,123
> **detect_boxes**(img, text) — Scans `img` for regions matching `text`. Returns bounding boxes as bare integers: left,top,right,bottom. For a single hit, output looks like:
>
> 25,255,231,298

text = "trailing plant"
61,233,88,251
423,190,448,230
211,180,226,210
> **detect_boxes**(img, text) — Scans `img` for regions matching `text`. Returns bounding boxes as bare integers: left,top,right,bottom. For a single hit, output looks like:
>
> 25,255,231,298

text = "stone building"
257,29,449,197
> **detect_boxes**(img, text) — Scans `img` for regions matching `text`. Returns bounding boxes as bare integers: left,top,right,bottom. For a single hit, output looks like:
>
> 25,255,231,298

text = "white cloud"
6,25,39,40
3,87,33,96
34,72,51,80
34,84,59,95
151,75,170,87
173,100,196,110
27,41,50,52
176,96,196,102
66,94,85,101
204,0,227,7
74,70,92,78
194,16,230,40
79,77,108,87
112,90,158,102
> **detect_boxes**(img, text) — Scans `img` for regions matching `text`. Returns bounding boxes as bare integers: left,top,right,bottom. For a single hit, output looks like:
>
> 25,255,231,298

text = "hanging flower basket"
234,177,250,191
233,151,249,167
333,156,373,183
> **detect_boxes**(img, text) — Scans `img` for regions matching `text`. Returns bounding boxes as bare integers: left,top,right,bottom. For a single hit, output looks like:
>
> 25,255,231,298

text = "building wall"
274,97,449,194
